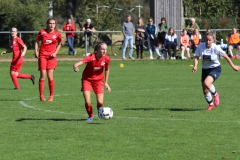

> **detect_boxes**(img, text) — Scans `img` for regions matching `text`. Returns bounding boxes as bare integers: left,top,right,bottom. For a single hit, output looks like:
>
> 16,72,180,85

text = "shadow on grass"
124,108,204,111
0,99,21,101
15,118,104,124
0,88,14,90
16,118,87,122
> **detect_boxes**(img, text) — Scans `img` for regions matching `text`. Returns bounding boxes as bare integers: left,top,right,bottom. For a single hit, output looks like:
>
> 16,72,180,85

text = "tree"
0,0,50,48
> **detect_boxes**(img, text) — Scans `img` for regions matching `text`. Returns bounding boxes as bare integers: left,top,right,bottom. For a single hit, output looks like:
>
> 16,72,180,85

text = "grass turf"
0,59,240,160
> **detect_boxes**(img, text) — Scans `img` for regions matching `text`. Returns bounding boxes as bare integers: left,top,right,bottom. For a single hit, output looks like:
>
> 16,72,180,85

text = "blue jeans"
122,36,133,58
67,36,75,54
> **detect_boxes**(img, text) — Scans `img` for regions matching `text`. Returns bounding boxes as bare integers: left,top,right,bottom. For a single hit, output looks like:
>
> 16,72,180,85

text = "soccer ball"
100,107,113,119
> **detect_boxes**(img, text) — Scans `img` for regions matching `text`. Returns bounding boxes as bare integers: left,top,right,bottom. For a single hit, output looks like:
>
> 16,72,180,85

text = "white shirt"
165,34,177,42
195,42,225,69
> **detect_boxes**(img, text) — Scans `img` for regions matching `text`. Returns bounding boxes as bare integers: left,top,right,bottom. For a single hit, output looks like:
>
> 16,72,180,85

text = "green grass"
1,59,240,160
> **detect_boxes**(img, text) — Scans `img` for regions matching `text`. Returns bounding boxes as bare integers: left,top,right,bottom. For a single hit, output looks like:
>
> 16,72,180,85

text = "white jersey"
195,42,225,69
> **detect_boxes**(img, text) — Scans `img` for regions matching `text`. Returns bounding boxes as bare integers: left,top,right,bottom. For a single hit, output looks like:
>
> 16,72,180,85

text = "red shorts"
38,57,57,70
10,58,23,72
81,79,104,94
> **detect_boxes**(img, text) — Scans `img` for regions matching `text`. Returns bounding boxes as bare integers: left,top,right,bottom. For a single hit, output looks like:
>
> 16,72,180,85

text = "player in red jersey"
73,42,111,122
35,18,62,102
1,27,35,89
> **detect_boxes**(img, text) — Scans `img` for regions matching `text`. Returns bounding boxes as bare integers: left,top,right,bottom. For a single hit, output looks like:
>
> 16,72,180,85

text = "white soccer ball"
100,107,113,119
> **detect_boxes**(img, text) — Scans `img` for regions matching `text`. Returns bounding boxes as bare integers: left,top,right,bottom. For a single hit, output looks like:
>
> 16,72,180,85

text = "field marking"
19,94,83,115
18,93,240,124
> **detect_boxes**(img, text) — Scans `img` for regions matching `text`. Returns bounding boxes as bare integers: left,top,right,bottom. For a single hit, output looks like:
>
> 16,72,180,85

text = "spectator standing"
135,17,145,59
191,28,202,54
186,18,199,37
62,18,77,56
82,19,96,53
164,27,178,59
1,27,35,89
157,17,169,48
73,42,111,122
180,29,191,59
35,18,62,102
225,27,240,59
121,15,134,59
145,17,161,59
192,32,240,110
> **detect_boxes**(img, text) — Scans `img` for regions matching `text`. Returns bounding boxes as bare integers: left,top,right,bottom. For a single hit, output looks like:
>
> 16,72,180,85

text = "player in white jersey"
192,32,240,110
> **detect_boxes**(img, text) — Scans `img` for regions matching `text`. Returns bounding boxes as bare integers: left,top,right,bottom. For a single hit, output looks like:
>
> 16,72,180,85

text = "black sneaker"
31,75,35,85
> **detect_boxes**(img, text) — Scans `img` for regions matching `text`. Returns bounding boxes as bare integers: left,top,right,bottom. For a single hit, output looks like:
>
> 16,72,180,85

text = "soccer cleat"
40,95,46,101
129,57,135,59
231,56,235,59
206,104,215,111
47,95,54,102
214,93,220,106
86,117,94,122
98,107,103,118
14,87,20,90
236,55,239,59
31,75,35,85
122,57,126,60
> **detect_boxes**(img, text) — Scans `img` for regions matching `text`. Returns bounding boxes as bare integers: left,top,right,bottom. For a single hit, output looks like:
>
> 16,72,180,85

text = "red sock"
85,104,93,117
17,73,31,79
97,102,104,109
48,79,54,96
39,79,45,96
11,74,19,89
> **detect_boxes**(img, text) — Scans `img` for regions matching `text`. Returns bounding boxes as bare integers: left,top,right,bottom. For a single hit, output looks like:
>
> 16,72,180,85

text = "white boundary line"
18,93,240,124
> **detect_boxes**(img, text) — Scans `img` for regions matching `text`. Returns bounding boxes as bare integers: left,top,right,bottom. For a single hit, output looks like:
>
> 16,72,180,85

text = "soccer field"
0,59,240,160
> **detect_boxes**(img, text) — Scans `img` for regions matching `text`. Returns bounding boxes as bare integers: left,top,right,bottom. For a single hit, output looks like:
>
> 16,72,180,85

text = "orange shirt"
228,33,240,44
191,34,201,45
181,35,189,46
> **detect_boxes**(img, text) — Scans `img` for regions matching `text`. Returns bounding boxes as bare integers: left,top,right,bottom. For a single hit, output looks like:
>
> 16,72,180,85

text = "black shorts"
201,66,221,82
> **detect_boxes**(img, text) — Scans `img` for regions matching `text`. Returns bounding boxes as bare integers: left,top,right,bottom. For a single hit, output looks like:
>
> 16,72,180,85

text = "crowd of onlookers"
62,15,240,60
121,15,240,60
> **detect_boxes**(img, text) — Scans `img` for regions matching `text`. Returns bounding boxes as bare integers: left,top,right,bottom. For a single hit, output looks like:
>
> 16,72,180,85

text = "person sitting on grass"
180,29,191,59
191,28,202,55
225,27,240,59
164,27,178,59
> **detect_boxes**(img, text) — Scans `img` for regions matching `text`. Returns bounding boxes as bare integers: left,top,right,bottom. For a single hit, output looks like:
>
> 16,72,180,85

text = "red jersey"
36,29,62,57
81,53,110,81
11,36,25,63
62,23,76,37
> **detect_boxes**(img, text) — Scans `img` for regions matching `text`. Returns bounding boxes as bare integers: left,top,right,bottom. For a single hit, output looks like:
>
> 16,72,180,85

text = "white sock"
204,92,213,105
229,49,233,56
209,85,216,96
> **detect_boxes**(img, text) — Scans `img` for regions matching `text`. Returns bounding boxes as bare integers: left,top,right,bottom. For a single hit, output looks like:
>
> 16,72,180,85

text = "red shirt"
11,36,25,63
81,53,110,81
62,23,76,37
36,29,62,57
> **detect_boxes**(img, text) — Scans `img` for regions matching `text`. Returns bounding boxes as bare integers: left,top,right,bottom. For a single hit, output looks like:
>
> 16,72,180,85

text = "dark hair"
94,41,106,52
161,17,166,22
168,27,175,35
148,17,153,21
